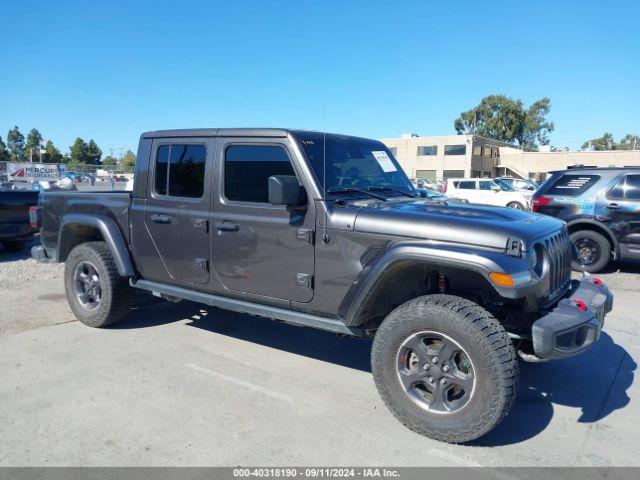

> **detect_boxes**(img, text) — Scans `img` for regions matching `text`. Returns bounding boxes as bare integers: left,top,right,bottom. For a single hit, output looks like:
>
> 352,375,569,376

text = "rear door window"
154,144,206,198
455,181,476,190
546,175,600,196
478,181,493,190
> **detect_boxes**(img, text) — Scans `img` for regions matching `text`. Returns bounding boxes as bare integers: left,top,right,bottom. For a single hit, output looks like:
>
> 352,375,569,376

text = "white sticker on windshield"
372,151,397,173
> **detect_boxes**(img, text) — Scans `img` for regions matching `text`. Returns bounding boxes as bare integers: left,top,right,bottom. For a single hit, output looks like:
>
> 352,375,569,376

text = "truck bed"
39,191,132,256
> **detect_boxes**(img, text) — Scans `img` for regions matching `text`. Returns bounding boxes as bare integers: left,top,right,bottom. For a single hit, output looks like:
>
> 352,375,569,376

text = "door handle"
607,203,621,210
150,214,173,224
215,221,239,232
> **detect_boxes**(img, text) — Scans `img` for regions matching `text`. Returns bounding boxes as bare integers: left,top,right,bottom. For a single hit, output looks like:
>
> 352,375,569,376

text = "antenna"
323,101,326,200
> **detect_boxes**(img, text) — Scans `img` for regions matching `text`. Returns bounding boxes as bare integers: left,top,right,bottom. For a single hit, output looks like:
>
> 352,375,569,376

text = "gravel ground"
0,240,69,336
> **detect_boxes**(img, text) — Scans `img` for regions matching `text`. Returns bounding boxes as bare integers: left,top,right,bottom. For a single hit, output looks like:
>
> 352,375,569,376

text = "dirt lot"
0,241,638,466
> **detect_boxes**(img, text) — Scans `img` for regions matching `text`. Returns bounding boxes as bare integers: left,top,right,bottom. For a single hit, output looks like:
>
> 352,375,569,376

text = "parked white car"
443,178,532,210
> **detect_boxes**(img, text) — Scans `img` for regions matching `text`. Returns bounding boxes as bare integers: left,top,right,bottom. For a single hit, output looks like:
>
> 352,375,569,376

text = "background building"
381,134,640,182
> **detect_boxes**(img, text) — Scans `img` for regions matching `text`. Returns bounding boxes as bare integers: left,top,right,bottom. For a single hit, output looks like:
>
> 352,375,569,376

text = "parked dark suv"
532,167,640,272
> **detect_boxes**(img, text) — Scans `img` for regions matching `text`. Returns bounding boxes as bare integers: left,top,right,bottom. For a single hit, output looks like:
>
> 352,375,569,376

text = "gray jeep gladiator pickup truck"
32,129,613,443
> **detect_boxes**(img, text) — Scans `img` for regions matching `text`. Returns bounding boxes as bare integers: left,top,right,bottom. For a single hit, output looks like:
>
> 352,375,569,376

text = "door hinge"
194,219,209,233
296,228,314,244
195,258,209,272
295,273,313,289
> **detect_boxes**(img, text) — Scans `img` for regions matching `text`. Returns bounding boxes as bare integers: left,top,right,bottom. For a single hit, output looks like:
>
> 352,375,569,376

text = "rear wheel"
64,241,133,327
506,201,525,210
371,294,518,443
570,230,610,273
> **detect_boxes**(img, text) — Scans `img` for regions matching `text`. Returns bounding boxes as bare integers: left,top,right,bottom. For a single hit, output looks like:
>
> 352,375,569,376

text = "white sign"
7,163,67,182
371,151,397,173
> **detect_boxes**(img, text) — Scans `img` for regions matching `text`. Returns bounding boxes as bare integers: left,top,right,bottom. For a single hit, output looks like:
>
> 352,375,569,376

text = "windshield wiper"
326,187,387,201
367,186,417,198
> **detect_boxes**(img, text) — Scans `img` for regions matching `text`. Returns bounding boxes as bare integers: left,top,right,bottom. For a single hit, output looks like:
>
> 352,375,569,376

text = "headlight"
532,244,546,277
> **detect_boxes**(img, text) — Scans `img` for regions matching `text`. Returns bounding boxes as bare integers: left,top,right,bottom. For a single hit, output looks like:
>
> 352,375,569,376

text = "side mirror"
268,175,300,206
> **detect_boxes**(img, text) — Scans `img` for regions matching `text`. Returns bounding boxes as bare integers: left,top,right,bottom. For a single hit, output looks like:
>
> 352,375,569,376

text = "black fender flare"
565,218,620,256
59,213,135,277
338,241,529,327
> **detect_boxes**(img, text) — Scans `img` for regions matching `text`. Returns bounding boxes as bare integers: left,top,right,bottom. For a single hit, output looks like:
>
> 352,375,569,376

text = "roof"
140,128,390,143
549,166,640,175
141,128,291,138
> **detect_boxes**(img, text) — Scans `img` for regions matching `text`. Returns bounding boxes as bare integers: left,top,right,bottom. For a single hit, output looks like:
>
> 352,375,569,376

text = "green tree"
0,136,9,162
7,126,26,161
69,137,89,163
42,140,63,163
522,98,554,147
454,95,554,147
25,128,44,160
121,150,136,167
102,155,118,168
581,133,615,151
617,134,640,150
86,139,102,165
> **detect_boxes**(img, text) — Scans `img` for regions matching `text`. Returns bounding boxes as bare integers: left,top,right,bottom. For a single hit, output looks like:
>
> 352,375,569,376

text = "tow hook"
573,299,588,311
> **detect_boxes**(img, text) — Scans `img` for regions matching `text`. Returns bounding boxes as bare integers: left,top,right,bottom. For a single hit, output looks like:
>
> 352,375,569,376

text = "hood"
352,199,564,250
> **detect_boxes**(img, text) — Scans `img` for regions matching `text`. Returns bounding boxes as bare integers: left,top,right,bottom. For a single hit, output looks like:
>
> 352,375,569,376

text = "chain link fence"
0,161,134,182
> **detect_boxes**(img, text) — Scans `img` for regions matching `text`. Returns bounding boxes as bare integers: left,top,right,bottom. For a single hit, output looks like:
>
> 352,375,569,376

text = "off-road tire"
570,230,611,273
2,241,26,252
506,201,525,210
371,294,519,443
64,241,133,328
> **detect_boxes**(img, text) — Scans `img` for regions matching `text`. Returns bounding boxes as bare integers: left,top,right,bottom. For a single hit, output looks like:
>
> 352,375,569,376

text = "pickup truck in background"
0,189,39,251
32,128,613,443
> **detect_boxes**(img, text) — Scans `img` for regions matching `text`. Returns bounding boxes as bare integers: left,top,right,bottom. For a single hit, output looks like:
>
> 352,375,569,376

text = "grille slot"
540,228,572,301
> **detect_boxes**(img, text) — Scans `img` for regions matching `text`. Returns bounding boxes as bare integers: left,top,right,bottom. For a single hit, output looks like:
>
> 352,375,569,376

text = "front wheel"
64,241,133,327
371,294,518,443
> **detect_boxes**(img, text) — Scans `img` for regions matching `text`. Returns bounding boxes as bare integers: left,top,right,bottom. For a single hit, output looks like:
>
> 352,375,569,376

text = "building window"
154,144,206,198
388,147,398,156
224,145,295,203
473,145,482,156
471,170,482,177
443,169,465,180
417,145,437,156
444,144,466,155
415,169,436,180
482,146,493,158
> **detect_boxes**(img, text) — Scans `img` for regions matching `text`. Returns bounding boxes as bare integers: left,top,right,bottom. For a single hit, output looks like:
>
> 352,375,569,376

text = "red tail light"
443,181,448,193
531,196,551,212
29,206,40,229
29,207,38,228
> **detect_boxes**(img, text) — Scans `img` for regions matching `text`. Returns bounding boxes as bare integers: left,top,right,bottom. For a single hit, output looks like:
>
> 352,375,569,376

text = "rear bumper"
0,223,37,241
31,245,56,263
531,275,613,360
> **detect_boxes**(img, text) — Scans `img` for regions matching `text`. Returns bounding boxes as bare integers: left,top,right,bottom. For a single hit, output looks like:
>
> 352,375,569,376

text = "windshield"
292,131,414,197
494,179,516,191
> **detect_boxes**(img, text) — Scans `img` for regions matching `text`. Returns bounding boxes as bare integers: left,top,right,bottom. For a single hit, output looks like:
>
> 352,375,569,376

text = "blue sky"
1,0,638,154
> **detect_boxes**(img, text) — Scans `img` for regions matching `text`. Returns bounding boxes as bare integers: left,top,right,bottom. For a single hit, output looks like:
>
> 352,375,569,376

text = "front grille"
542,228,572,300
